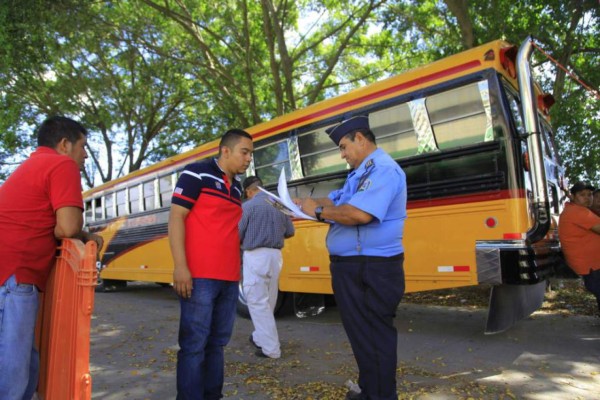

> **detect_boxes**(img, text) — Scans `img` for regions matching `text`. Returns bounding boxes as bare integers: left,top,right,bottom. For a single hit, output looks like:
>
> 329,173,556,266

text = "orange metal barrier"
35,239,98,400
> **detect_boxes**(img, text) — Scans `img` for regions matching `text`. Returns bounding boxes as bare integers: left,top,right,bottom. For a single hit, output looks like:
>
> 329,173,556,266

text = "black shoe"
254,349,269,358
249,334,261,349
345,390,363,400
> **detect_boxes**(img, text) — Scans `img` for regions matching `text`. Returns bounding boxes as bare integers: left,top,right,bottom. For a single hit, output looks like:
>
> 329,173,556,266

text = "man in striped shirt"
169,129,253,400
239,176,295,358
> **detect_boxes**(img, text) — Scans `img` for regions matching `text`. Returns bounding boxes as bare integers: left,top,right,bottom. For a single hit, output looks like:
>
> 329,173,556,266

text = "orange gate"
35,239,98,400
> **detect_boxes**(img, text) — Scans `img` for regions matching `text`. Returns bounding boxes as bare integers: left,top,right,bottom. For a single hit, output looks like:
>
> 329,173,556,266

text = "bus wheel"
96,279,127,293
236,282,290,318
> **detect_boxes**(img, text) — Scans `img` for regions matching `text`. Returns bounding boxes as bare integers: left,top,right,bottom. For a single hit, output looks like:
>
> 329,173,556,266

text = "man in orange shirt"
592,189,600,217
558,181,600,315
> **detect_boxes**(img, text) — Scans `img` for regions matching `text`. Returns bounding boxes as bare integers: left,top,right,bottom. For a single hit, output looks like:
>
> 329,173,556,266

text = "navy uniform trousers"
330,254,405,400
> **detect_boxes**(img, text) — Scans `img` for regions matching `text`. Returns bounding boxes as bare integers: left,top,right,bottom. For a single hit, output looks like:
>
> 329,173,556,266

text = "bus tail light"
503,233,524,240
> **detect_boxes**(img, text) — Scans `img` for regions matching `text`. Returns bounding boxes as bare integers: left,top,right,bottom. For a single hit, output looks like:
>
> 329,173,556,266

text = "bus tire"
96,278,127,293
236,283,290,318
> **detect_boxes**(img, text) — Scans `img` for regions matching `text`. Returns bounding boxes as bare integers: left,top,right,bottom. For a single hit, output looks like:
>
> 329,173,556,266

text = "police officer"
297,115,407,400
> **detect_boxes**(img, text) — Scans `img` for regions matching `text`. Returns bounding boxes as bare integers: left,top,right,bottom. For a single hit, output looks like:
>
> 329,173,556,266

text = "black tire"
95,278,127,293
236,281,290,318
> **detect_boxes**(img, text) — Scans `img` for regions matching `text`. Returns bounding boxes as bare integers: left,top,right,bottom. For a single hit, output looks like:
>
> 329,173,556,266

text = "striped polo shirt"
172,158,243,281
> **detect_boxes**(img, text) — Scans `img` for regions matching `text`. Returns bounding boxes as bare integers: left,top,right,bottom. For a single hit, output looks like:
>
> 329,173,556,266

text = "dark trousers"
330,254,405,400
583,269,600,314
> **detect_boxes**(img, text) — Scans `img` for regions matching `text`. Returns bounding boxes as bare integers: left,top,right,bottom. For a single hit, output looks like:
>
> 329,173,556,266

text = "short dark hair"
218,129,252,155
570,181,595,195
37,116,88,148
242,176,263,192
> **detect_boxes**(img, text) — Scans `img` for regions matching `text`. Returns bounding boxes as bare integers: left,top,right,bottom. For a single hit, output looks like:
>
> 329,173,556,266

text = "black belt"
329,253,403,263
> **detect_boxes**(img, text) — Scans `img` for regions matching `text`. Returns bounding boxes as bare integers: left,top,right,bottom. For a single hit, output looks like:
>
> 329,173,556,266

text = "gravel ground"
88,282,600,399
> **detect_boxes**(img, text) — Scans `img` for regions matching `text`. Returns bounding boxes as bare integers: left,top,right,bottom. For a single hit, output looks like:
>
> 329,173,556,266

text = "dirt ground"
89,282,600,400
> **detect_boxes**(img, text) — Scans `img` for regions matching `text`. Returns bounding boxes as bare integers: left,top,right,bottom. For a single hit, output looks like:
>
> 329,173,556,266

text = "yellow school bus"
84,38,565,333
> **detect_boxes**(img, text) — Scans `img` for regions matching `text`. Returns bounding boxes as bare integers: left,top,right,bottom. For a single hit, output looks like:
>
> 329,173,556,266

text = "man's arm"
55,206,83,238
298,198,373,225
169,204,192,299
55,207,104,257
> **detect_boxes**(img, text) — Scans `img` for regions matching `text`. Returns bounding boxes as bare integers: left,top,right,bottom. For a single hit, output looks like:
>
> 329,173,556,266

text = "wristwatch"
315,206,324,222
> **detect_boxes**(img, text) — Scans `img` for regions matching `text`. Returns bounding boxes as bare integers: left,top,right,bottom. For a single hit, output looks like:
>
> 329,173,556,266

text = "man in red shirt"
558,181,600,315
0,116,99,399
168,128,253,400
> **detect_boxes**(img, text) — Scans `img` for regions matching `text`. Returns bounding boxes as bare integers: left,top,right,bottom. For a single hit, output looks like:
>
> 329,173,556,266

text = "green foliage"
0,0,597,188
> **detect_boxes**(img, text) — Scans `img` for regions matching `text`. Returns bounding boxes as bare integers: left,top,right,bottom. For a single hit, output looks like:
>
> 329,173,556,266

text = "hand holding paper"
257,169,317,221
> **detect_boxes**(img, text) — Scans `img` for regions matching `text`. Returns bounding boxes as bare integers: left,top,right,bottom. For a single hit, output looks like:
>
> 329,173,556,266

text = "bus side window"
369,104,418,160
143,180,156,211
84,200,93,222
506,89,526,137
116,189,127,216
129,185,140,214
105,193,115,219
427,81,490,149
298,126,346,177
94,198,103,220
253,140,291,185
160,175,172,207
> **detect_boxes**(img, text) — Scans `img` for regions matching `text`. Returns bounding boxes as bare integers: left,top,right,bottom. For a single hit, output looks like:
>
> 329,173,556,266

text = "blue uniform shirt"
326,148,407,257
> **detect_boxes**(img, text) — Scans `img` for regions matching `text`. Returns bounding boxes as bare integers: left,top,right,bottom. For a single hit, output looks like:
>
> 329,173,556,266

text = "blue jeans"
0,274,40,400
176,278,238,400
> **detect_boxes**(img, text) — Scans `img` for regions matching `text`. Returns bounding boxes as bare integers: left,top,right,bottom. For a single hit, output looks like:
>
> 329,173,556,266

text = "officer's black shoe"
345,390,364,400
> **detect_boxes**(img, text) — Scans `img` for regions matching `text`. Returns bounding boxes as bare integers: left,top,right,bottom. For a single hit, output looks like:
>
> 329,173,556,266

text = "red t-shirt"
171,159,242,281
0,147,83,290
558,202,600,275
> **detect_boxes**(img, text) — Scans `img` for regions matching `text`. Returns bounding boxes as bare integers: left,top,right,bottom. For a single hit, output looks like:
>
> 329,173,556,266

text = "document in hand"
257,169,317,221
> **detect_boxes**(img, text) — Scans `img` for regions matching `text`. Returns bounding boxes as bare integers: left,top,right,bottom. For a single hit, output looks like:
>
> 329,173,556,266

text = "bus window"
505,88,526,137
298,126,346,177
160,175,172,207
254,140,291,185
409,98,438,154
370,104,418,160
129,185,140,214
427,81,490,150
94,198,103,220
105,194,115,219
116,189,127,216
540,121,557,161
84,200,93,222
143,180,156,211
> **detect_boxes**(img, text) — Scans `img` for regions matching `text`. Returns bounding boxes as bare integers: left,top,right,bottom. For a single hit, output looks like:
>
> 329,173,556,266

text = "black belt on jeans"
329,253,403,263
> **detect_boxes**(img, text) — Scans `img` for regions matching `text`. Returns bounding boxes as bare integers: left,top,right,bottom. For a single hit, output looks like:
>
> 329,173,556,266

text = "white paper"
258,169,317,220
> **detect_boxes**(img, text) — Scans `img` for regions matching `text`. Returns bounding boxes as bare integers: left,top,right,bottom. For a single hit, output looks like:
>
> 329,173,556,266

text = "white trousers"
243,248,282,358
